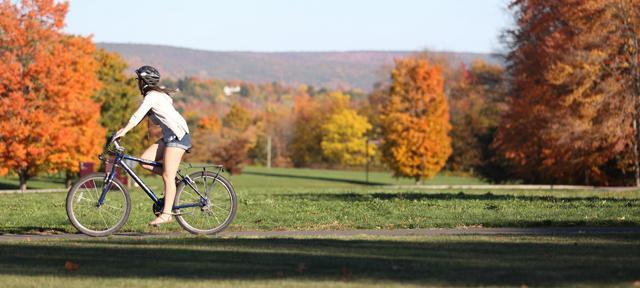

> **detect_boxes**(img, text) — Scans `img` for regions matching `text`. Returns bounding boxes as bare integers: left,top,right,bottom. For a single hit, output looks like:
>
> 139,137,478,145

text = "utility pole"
267,135,272,169
365,138,369,184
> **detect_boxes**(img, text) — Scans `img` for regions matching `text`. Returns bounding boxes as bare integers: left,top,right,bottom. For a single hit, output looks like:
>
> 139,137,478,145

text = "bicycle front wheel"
66,173,131,237
175,171,237,235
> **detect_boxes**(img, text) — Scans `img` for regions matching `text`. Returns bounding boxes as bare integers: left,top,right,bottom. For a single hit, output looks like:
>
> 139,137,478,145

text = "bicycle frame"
98,149,204,211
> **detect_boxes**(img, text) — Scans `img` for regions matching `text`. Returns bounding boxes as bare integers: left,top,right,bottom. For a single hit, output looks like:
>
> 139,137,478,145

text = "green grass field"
0,166,638,234
0,165,485,190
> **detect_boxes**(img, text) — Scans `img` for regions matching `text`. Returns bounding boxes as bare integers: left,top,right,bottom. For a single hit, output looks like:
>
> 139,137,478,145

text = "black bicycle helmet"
135,65,161,87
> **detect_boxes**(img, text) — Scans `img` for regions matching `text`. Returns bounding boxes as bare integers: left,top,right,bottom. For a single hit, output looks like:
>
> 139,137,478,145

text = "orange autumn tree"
380,57,452,184
289,93,323,167
198,113,222,135
0,0,104,190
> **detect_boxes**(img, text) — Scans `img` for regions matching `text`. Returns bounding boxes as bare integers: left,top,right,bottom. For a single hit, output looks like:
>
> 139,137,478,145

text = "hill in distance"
98,43,503,91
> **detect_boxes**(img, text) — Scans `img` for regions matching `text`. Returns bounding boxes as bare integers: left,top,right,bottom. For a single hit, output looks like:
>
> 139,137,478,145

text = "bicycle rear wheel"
174,171,237,235
66,173,131,237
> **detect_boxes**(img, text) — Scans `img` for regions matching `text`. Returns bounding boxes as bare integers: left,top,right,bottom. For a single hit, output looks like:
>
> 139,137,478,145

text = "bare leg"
160,147,186,214
140,141,165,175
149,146,186,226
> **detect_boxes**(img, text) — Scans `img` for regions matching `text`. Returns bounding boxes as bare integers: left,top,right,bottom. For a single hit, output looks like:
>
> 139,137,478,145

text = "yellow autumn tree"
290,90,351,167
380,57,452,184
223,103,252,132
321,108,375,166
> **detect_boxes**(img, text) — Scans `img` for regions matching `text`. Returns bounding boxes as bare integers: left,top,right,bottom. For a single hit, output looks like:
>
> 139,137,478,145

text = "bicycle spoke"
210,202,227,210
102,209,120,220
97,206,109,228
102,203,122,211
78,185,93,203
77,197,95,205
176,173,236,234
93,179,99,200
69,175,129,235
209,208,220,224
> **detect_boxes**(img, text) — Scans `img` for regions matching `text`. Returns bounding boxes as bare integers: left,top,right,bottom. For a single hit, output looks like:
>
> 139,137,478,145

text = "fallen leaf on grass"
64,261,80,271
295,263,307,273
340,265,352,282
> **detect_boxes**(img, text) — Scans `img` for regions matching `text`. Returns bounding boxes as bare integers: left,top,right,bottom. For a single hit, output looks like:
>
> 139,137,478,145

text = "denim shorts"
159,133,192,151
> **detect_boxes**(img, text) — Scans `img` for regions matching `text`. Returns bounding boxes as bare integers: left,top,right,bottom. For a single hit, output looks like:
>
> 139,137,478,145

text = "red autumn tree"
496,0,640,185
289,93,323,167
380,57,452,184
0,0,104,190
447,60,508,181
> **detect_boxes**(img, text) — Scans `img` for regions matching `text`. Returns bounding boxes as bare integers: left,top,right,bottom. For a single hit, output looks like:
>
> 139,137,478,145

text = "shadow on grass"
0,182,19,189
281,191,640,204
0,176,65,189
0,236,638,286
243,171,387,186
0,226,69,235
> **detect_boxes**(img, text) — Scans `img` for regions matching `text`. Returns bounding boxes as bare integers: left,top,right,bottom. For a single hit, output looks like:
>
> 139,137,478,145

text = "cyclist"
113,65,192,226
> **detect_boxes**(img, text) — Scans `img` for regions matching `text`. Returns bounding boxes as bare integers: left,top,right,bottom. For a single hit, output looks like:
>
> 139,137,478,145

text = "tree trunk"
18,171,28,192
266,135,272,169
65,172,73,188
635,118,640,187
618,2,640,187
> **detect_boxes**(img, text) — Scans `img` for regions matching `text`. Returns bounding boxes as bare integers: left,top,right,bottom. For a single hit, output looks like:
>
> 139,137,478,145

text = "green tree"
92,49,148,156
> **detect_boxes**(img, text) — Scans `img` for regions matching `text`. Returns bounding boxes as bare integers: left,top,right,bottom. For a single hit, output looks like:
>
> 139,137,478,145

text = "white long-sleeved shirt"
126,90,190,140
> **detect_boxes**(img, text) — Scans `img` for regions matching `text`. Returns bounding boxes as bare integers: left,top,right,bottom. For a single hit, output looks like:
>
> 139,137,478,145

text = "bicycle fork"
97,154,122,207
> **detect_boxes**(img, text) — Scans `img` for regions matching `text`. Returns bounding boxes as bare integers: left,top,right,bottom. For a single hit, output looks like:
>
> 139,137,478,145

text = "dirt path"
0,226,639,241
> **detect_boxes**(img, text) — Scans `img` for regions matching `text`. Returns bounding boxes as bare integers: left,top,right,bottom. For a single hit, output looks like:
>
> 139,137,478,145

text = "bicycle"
65,135,238,237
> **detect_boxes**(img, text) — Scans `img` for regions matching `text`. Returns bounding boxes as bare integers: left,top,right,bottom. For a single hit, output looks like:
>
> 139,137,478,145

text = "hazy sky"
65,0,512,53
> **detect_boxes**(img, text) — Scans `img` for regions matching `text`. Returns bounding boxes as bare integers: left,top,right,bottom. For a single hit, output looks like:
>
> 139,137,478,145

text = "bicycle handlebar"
105,133,125,153
113,140,124,151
